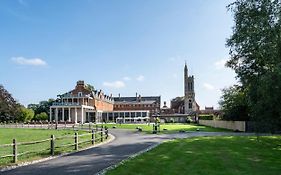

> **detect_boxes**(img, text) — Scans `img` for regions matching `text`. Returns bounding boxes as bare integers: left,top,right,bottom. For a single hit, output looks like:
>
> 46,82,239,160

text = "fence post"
75,132,78,151
13,139,17,163
50,135,55,156
105,127,108,139
92,129,95,145
100,127,103,142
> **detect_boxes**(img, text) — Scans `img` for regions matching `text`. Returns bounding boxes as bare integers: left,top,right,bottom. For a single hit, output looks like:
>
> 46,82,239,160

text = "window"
189,100,192,109
78,92,83,97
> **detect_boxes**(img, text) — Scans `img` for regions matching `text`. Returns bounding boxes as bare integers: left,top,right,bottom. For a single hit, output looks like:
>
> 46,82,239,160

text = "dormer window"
78,92,83,97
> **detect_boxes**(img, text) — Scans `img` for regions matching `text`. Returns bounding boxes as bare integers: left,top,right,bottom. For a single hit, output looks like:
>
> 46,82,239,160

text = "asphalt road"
1,130,254,175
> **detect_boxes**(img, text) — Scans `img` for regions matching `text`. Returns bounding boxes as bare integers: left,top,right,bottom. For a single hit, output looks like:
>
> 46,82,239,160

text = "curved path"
2,130,254,175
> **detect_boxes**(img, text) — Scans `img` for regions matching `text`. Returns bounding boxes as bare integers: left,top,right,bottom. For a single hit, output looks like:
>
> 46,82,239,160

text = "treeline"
219,0,281,133
0,84,54,122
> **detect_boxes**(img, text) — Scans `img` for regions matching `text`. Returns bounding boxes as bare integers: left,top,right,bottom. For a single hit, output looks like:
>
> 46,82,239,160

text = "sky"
0,0,237,109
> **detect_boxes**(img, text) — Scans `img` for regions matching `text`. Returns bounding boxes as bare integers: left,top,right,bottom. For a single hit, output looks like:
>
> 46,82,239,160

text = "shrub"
34,112,48,121
186,116,193,123
199,115,213,120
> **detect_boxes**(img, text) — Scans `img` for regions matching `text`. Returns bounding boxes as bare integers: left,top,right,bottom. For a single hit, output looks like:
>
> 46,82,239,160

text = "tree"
28,99,55,116
226,0,281,132
17,107,34,122
34,112,48,121
0,85,21,122
219,85,249,121
85,84,95,91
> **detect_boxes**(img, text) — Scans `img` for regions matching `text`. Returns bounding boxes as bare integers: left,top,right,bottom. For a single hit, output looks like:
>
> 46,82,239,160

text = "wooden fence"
0,126,109,163
0,122,106,131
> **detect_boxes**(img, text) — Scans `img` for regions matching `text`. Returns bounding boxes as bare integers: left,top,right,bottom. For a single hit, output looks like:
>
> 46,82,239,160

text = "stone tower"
184,62,196,114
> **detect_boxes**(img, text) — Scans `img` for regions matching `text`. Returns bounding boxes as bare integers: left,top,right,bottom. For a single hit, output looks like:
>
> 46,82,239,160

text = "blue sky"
0,0,236,108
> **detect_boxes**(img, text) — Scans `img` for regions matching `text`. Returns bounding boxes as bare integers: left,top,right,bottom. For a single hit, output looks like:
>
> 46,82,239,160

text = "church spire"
184,61,188,77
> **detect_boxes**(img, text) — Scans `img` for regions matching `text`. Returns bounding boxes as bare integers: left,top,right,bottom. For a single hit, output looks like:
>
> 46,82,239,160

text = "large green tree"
28,99,55,116
219,85,249,121
226,0,281,132
0,85,21,122
17,107,34,122
34,112,48,121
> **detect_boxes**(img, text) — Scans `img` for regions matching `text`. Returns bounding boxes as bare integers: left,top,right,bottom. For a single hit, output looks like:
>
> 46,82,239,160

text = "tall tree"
17,107,34,122
219,85,249,121
28,99,55,116
226,0,281,132
0,85,21,121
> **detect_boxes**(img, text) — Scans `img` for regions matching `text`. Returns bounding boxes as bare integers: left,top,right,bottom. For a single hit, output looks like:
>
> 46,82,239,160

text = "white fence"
199,120,246,132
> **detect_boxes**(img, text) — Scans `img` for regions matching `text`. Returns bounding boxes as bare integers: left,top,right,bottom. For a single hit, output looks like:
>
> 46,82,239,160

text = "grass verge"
96,123,230,133
106,136,281,175
0,128,106,167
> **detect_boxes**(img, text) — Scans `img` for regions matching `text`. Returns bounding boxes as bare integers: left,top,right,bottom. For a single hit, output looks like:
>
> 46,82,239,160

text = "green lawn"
96,123,229,133
0,128,105,167
106,136,281,175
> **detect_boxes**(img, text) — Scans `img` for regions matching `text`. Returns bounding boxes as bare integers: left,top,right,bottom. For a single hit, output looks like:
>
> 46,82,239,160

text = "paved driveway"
2,130,254,175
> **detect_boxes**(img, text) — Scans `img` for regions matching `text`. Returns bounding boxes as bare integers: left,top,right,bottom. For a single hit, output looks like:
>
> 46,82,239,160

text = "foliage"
85,84,95,91
199,114,214,120
17,107,34,122
219,85,249,121
28,99,55,116
0,85,21,122
155,117,160,123
34,112,48,121
186,116,193,123
224,0,281,132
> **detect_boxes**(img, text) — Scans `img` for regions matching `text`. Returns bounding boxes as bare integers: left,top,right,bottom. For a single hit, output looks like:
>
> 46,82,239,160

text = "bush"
199,115,213,120
17,107,34,122
186,116,193,123
34,112,48,121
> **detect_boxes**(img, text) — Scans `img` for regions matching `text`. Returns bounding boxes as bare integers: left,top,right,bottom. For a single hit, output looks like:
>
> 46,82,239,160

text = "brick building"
50,81,159,124
113,93,161,116
50,81,114,123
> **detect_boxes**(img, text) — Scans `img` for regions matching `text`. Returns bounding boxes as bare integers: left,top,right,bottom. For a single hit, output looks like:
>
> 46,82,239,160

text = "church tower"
184,62,196,114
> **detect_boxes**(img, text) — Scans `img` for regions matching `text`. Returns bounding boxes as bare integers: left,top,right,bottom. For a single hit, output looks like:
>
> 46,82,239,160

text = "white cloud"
123,77,131,81
214,59,227,70
203,83,215,91
11,57,47,66
103,81,125,89
136,75,145,82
